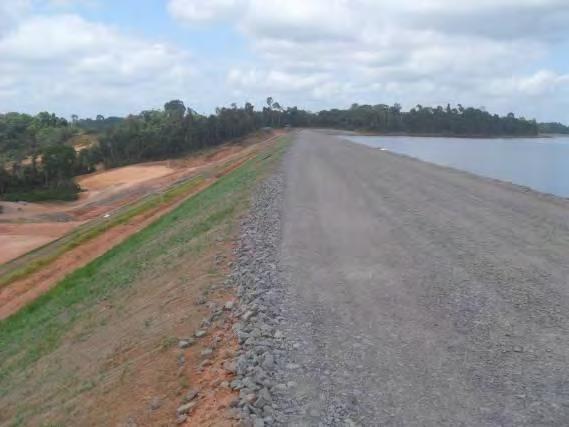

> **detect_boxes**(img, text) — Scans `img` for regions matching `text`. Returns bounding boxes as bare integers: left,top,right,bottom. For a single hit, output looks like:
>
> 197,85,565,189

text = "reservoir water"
345,135,569,198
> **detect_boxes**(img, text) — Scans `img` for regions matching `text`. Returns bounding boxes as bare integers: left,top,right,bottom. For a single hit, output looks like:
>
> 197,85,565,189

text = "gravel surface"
232,129,569,426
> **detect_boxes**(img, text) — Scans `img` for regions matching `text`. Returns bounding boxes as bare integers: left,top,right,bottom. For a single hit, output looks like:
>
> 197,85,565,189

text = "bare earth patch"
0,222,82,263
77,164,175,192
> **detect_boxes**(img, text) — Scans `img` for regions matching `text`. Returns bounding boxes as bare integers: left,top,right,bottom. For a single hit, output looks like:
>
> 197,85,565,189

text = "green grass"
0,136,289,399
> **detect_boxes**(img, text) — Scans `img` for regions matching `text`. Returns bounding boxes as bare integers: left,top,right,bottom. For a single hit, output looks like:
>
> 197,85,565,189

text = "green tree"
41,145,76,187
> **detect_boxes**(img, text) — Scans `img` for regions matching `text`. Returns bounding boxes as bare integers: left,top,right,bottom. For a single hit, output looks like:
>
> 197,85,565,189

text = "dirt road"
277,130,569,425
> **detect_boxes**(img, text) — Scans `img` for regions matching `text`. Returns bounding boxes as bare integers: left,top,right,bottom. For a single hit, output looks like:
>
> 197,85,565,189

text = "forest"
0,99,546,201
538,122,569,134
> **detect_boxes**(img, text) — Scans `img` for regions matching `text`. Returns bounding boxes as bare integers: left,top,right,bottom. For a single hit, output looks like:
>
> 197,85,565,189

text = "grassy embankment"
0,135,290,426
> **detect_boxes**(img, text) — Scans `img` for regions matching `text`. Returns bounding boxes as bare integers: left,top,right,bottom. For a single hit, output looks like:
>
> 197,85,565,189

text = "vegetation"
0,137,289,425
0,112,93,201
85,100,543,169
538,122,569,134
1,97,561,202
1,182,80,202
314,103,539,136
75,115,123,133
0,112,72,160
97,99,261,168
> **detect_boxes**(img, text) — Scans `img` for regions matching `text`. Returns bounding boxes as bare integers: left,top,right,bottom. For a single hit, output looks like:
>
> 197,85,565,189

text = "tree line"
0,112,89,201
314,103,538,136
538,122,569,134
0,98,550,202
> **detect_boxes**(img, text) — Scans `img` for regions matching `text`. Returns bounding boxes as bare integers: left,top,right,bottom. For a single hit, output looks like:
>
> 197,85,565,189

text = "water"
345,135,569,198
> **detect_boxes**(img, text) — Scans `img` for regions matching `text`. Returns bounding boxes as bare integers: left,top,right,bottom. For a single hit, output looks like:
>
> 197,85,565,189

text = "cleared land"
0,223,80,264
0,135,289,426
275,130,569,424
0,132,280,320
0,134,270,264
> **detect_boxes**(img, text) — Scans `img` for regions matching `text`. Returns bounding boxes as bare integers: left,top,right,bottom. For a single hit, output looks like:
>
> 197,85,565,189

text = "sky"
1,0,568,123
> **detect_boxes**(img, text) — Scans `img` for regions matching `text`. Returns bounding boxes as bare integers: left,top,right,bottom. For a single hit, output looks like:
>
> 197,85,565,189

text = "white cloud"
0,12,197,117
167,0,241,25
168,0,569,121
485,70,569,97
2,1,569,121
0,0,31,35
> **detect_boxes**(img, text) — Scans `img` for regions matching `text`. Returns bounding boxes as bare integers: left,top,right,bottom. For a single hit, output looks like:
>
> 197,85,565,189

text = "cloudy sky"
1,0,569,122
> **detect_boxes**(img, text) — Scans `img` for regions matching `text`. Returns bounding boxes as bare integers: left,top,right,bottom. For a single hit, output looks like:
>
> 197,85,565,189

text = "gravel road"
233,129,569,426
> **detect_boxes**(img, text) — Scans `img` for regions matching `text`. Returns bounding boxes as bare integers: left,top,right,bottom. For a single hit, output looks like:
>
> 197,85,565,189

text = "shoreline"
308,127,548,139
334,132,569,205
355,130,549,139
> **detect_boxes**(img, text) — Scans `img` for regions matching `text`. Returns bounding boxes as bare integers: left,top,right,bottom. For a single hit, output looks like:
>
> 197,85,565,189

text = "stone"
195,330,207,338
201,348,213,357
177,353,185,367
177,401,197,415
309,408,320,417
261,353,275,370
242,310,255,321
149,397,162,411
242,377,260,391
183,389,199,403
224,300,235,310
178,338,195,349
244,393,257,404
254,388,272,408
200,359,212,368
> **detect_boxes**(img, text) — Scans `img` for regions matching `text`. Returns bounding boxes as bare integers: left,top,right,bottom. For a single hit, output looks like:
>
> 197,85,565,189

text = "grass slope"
0,136,289,426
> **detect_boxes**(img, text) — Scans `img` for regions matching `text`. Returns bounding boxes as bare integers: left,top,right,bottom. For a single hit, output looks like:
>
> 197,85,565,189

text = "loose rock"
178,338,195,349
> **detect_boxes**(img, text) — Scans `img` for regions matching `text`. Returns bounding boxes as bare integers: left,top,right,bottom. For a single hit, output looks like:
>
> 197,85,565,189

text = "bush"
2,182,81,202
